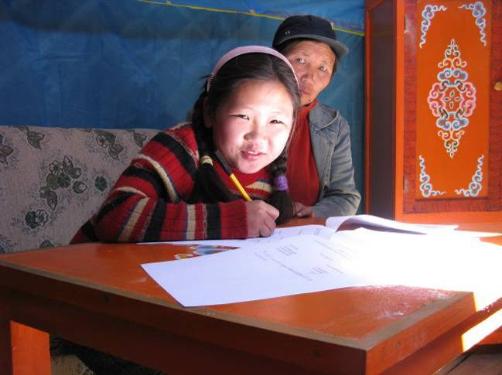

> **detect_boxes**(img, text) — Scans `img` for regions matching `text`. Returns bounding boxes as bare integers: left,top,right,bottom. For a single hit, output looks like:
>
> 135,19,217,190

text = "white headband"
206,45,299,91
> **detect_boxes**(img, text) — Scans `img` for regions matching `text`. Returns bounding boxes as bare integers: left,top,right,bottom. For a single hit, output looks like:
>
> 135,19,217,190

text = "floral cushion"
0,125,158,253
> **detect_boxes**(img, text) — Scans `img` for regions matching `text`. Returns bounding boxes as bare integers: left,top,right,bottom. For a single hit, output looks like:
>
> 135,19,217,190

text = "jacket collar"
308,102,339,132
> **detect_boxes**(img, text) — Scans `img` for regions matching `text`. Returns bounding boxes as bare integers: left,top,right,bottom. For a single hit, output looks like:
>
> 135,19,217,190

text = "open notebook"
326,214,457,234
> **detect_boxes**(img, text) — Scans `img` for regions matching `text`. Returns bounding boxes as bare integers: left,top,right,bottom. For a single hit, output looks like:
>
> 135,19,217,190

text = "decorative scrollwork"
455,155,484,197
418,155,446,198
427,39,476,158
459,1,487,46
419,4,447,48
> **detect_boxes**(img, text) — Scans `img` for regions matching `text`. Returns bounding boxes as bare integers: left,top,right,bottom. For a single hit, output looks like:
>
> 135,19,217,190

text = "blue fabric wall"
0,0,365,203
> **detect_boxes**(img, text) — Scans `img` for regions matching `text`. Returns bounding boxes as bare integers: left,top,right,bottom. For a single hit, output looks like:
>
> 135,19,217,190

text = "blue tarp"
0,0,365,201
148,0,365,32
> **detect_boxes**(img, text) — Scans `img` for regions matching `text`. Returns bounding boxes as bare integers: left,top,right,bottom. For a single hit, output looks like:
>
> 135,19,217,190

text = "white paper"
444,230,502,238
142,234,367,306
142,229,502,308
328,229,502,309
326,214,458,234
144,215,499,252
143,224,336,248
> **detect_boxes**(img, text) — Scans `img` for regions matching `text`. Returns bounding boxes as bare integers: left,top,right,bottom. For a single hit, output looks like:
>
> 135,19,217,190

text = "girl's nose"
245,121,265,140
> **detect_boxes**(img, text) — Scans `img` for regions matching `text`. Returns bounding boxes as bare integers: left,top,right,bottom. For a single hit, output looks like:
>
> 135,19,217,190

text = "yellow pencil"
215,150,252,202
229,173,252,201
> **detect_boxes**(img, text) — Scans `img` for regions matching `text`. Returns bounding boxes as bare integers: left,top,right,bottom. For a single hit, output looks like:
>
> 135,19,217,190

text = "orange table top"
0,219,501,374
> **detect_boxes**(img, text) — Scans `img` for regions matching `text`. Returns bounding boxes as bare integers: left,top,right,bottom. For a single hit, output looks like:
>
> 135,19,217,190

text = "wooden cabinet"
365,0,501,223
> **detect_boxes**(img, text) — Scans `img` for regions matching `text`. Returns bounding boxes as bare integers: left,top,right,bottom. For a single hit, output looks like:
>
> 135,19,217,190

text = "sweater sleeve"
310,106,361,218
76,128,249,243
314,116,361,217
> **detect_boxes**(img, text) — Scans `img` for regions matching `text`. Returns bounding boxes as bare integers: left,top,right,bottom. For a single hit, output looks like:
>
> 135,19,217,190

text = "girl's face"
209,79,294,174
283,40,336,106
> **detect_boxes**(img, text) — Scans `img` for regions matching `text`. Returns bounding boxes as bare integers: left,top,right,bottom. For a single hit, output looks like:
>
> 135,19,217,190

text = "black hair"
190,52,300,224
275,38,338,75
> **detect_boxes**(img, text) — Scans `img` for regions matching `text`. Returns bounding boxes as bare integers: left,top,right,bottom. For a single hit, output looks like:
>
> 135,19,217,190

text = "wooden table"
1,219,501,375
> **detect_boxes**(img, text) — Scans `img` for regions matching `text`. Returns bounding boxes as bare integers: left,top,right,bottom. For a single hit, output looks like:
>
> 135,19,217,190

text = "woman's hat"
272,15,349,59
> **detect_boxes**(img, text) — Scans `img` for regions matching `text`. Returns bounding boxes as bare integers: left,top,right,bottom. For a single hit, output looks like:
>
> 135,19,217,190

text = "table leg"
0,309,51,375
0,313,13,374
12,322,51,375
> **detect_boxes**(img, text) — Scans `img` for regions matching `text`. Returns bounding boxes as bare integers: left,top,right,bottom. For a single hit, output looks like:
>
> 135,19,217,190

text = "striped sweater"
72,123,273,243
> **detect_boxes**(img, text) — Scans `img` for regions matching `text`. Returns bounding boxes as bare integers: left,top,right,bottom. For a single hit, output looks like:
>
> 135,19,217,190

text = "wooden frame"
365,0,502,223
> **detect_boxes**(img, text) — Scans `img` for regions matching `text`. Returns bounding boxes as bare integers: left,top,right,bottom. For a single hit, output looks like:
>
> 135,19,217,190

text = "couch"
0,125,160,373
0,125,158,253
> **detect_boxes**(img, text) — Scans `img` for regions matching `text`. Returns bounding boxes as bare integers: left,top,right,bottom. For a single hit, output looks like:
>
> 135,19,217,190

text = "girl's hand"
246,201,279,237
294,202,314,218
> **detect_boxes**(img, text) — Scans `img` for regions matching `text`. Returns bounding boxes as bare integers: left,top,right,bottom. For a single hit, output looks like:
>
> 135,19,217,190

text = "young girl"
72,45,300,243
53,45,300,375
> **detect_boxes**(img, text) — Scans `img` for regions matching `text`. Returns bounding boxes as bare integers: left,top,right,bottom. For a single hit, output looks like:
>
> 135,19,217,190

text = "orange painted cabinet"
365,0,501,223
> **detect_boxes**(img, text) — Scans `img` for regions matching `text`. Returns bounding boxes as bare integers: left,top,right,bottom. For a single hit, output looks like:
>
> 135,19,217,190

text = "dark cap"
272,15,349,59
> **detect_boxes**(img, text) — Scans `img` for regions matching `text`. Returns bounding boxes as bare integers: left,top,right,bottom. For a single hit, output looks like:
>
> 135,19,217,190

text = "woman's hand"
246,201,279,237
293,202,314,218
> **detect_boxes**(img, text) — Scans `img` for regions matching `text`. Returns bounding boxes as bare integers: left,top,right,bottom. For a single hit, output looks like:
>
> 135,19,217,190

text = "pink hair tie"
206,45,299,91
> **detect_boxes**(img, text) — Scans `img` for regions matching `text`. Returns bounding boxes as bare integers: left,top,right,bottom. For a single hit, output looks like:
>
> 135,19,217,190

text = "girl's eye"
295,57,306,64
233,114,249,120
270,119,285,125
320,65,328,73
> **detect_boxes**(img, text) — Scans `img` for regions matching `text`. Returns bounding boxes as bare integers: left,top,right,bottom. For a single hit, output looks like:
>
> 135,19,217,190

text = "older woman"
273,15,361,217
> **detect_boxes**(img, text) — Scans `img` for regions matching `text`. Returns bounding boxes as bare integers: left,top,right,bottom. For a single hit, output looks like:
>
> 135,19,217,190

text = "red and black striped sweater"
71,123,273,243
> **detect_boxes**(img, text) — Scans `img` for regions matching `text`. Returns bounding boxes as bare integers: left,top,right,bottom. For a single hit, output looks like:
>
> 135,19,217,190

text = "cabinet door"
365,0,501,222
403,0,501,219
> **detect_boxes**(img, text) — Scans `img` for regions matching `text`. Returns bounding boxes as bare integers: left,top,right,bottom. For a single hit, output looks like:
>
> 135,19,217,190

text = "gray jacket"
308,102,361,217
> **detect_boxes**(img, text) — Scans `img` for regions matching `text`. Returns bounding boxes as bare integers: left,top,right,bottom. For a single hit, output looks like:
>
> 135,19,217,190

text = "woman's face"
283,40,336,106
209,79,294,174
